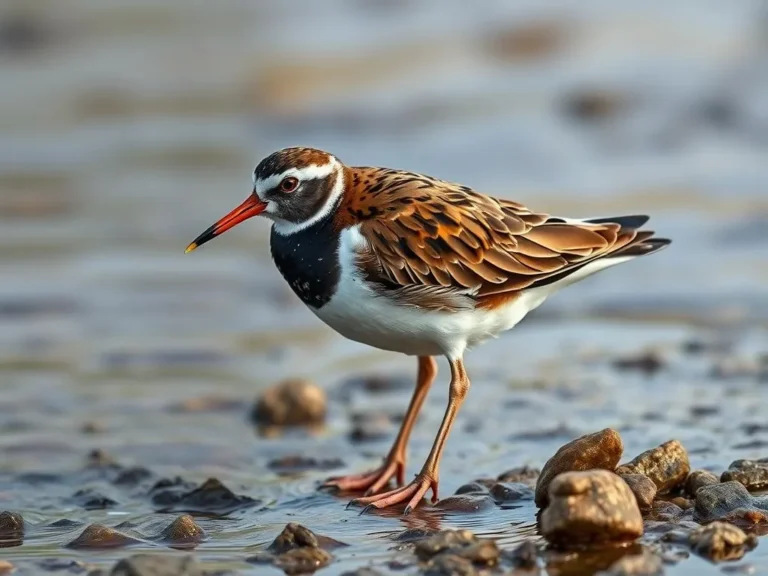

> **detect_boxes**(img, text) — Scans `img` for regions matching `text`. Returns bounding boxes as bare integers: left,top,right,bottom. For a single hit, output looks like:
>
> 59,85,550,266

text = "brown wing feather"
337,167,652,311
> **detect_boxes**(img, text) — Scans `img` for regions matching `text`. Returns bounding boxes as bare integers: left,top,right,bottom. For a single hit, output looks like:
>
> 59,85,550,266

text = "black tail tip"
586,214,650,229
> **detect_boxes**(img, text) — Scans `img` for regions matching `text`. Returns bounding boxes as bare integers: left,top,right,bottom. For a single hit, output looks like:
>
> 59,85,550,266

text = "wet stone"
66,524,142,549
274,548,332,576
71,488,118,510
721,459,768,491
620,474,657,511
251,378,326,427
454,481,490,495
267,455,344,474
34,559,91,573
540,470,643,547
423,555,477,576
268,523,347,554
535,428,624,508
694,481,768,524
0,561,12,575
685,469,719,496
489,482,534,503
688,522,758,562
598,549,663,576
616,440,690,494
110,554,203,576
394,527,438,542
413,530,499,567
113,466,154,486
433,494,495,513
650,500,686,523
611,350,666,376
563,90,627,122
497,465,540,485
153,515,205,548
151,477,257,514
503,539,538,569
0,511,23,537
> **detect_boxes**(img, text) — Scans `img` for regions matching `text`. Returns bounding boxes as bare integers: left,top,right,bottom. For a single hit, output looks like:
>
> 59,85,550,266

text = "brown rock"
721,459,768,491
423,555,476,576
616,440,690,494
598,549,663,575
685,470,719,496
413,530,499,566
694,481,768,525
154,515,205,548
620,474,657,511
535,428,624,508
540,470,643,547
0,561,13,575
251,378,326,427
433,494,495,513
268,523,347,554
66,524,142,549
0,511,23,543
110,554,202,575
274,548,332,575
489,482,534,502
503,539,538,569
497,465,540,485
151,477,257,514
688,522,758,562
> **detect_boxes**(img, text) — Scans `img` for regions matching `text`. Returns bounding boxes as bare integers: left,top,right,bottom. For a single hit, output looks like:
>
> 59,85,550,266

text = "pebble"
694,481,768,524
0,511,24,540
489,482,534,503
611,351,666,375
721,459,768,491
109,554,202,576
274,548,332,575
620,474,657,511
66,524,142,549
503,539,538,569
616,440,690,494
70,488,118,510
597,549,663,575
535,428,624,508
413,530,499,567
454,481,490,495
340,568,385,576
497,465,540,485
540,470,643,547
153,515,205,548
349,412,394,443
267,523,347,554
433,494,495,513
251,378,326,428
685,470,720,496
688,522,759,562
423,555,477,576
0,561,13,575
151,477,258,514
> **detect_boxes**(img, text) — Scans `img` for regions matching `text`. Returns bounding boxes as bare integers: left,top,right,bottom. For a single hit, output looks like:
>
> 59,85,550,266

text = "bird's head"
185,147,344,252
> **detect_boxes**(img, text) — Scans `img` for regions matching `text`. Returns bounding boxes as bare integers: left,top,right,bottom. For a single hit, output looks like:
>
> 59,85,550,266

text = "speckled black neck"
269,213,341,309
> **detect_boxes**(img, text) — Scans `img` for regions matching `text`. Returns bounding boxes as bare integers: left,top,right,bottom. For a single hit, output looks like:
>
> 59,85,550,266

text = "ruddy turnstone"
186,147,670,513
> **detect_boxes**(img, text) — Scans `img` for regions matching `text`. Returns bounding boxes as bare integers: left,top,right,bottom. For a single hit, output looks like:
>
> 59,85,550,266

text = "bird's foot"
320,458,405,496
349,473,438,514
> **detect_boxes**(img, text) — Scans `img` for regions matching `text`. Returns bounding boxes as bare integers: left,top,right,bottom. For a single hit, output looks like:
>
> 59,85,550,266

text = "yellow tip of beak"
184,243,198,254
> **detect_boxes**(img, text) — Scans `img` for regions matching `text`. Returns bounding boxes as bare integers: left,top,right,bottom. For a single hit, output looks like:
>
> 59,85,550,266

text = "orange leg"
321,356,437,495
349,357,469,514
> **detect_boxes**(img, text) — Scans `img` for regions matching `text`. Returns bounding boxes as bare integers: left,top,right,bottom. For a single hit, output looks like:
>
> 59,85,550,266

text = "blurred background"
2,0,768,573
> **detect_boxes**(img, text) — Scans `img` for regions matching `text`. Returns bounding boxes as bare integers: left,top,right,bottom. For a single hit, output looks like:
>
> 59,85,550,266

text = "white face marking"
254,162,337,199
263,157,345,236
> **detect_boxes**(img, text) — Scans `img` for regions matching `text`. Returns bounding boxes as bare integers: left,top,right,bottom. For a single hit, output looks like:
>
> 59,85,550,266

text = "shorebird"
186,147,670,513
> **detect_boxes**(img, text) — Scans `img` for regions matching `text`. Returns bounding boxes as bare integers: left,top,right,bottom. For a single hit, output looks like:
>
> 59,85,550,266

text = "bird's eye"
280,177,299,193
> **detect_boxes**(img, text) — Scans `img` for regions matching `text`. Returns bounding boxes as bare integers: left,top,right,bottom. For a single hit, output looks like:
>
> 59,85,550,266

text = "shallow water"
2,0,768,574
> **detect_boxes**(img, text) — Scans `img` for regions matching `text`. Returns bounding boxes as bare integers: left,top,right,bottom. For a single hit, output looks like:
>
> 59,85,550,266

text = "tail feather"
529,215,670,289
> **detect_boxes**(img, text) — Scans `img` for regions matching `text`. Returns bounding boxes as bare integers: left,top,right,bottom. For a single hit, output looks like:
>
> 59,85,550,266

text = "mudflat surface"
1,1,768,574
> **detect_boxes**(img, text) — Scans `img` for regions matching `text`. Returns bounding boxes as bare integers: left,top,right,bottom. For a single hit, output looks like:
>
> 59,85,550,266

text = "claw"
403,504,413,515
359,504,374,515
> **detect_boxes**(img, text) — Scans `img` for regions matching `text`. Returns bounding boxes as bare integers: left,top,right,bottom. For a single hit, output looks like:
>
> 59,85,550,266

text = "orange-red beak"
185,194,267,253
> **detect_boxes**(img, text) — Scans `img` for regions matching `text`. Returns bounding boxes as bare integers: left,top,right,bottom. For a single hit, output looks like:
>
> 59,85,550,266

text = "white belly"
309,226,548,359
